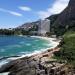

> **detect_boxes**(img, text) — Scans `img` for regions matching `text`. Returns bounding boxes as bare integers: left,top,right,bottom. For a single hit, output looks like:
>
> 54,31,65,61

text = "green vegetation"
0,29,30,35
0,25,38,35
46,32,51,36
0,29,14,35
54,31,75,66
47,14,75,36
47,14,59,25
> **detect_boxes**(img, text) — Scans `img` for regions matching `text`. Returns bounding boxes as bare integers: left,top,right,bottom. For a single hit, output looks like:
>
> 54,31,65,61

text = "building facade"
38,19,50,36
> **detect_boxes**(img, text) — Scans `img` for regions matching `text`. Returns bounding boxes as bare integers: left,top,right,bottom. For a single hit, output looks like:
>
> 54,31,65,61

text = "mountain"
47,0,75,36
17,21,40,30
17,0,75,36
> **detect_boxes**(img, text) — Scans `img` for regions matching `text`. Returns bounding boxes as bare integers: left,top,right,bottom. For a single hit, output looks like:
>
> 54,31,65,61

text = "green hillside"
54,31,75,65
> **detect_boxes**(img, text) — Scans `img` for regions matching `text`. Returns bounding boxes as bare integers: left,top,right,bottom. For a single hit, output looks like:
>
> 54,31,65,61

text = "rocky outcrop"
0,57,39,75
0,55,74,75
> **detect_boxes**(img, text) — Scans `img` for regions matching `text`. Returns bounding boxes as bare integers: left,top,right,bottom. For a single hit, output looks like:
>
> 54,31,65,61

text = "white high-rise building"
38,19,50,36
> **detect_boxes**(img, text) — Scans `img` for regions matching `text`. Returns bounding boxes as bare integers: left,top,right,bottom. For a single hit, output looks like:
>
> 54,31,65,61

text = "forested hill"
47,0,75,36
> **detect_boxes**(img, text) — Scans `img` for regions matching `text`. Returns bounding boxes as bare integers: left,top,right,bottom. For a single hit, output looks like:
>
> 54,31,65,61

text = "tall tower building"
38,19,50,36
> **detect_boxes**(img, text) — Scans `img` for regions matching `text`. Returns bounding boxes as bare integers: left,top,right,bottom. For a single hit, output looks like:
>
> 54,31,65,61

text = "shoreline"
30,36,60,56
0,36,61,75
0,36,60,67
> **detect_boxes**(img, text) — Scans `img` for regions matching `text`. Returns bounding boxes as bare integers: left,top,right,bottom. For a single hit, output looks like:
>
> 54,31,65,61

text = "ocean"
0,35,53,58
0,35,59,72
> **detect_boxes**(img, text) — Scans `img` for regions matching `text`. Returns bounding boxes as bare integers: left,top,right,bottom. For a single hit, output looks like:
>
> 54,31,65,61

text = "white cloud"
9,11,22,16
0,8,22,17
38,0,69,19
19,6,31,11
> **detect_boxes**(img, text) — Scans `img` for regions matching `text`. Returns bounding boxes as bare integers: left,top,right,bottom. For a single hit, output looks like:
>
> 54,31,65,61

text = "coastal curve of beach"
0,36,60,75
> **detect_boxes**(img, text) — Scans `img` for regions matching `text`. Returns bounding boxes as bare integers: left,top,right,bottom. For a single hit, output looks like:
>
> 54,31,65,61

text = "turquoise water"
0,36,52,58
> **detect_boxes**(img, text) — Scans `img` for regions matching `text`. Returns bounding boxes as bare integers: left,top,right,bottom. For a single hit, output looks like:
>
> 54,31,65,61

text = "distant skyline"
0,0,69,28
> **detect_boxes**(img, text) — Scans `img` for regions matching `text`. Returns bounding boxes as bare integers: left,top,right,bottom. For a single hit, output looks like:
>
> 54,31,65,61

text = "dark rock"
0,57,39,75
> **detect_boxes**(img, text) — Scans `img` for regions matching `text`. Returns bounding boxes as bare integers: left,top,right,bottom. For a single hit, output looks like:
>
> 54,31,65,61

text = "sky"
0,0,70,28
